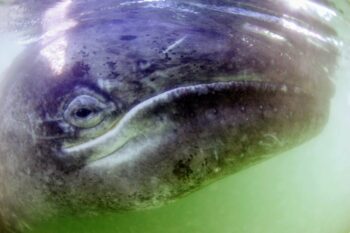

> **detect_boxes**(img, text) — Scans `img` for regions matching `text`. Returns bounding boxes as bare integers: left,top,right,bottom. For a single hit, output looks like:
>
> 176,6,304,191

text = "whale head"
0,0,339,232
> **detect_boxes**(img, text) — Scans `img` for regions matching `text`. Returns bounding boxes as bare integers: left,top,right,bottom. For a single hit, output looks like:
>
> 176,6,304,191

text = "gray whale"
0,0,339,232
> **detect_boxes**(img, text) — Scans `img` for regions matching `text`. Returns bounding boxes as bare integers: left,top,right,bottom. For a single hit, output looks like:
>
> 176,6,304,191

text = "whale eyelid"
63,95,109,128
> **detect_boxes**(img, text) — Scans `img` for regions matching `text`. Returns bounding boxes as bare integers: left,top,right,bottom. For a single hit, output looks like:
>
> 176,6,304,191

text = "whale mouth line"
60,80,311,168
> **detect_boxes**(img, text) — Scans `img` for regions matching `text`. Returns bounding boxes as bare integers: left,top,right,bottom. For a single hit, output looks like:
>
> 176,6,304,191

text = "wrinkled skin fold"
0,0,339,232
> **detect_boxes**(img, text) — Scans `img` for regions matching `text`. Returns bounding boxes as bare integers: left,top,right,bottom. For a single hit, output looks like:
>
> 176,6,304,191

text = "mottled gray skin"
0,0,339,232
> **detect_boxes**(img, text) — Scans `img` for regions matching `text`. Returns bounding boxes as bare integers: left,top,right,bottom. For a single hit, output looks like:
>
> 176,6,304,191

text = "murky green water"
1,1,350,233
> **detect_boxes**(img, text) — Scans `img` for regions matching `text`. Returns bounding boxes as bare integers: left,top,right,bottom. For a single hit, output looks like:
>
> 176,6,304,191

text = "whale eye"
64,95,107,128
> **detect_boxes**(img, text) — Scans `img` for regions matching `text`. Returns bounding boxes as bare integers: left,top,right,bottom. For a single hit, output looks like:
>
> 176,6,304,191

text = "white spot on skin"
280,84,288,93
213,167,221,173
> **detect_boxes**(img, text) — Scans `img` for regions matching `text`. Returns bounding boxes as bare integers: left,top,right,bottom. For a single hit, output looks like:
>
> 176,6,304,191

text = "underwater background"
0,0,350,232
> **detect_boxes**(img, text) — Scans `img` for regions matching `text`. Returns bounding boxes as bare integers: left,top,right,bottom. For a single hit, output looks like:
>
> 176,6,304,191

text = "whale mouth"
59,80,318,169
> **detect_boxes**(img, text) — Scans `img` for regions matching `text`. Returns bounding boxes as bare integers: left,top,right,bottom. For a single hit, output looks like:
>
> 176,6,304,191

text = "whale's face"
0,0,339,231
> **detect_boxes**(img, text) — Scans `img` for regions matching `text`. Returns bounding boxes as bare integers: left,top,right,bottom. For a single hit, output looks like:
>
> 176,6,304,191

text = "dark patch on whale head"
173,159,194,180
120,35,138,41
72,62,90,77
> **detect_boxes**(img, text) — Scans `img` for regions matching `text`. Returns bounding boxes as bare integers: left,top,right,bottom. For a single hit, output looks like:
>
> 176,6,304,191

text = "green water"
1,1,350,233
